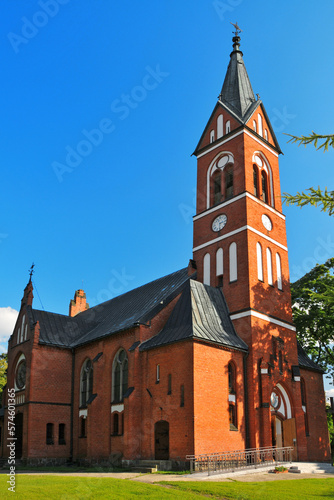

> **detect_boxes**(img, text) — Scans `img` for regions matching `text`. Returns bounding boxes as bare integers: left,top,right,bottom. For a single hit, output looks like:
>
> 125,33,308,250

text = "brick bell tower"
193,27,309,456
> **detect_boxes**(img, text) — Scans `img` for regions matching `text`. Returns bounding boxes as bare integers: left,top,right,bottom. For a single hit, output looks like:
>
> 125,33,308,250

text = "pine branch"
285,132,334,152
283,187,334,216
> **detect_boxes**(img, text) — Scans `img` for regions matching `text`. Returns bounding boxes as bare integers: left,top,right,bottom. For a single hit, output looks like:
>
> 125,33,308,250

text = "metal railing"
186,446,293,475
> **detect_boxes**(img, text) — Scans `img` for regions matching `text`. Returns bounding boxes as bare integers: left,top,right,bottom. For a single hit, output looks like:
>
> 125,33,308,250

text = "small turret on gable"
21,278,34,308
69,289,89,317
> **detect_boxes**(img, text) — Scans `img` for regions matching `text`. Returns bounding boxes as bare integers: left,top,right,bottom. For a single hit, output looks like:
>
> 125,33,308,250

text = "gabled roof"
140,279,248,352
30,268,191,348
297,341,324,373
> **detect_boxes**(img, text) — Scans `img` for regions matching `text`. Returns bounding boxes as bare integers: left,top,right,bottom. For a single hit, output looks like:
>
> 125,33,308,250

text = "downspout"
243,350,250,449
69,348,75,462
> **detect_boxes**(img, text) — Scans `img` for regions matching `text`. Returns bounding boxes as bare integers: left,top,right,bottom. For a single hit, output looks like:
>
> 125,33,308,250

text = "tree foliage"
290,258,334,381
282,133,334,216
0,353,8,405
286,132,334,152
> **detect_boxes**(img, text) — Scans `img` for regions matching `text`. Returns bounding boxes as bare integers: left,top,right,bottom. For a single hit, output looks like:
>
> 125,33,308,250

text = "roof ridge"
78,267,188,317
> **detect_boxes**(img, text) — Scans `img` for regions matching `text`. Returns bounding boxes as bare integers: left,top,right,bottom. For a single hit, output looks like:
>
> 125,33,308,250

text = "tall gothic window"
225,166,233,199
46,423,54,445
217,114,223,138
266,248,273,285
213,171,222,205
256,242,263,281
229,242,237,282
112,349,128,403
203,253,211,286
253,166,259,197
258,113,263,137
261,171,268,203
80,359,93,407
228,363,235,394
276,253,282,290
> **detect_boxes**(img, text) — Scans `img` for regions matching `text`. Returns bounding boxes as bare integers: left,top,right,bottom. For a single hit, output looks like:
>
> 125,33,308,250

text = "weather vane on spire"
29,263,35,280
230,22,242,36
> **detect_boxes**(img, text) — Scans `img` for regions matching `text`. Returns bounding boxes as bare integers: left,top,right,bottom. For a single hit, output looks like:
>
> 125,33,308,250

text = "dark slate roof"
193,36,281,157
297,341,324,373
140,279,248,352
30,268,191,348
28,307,94,348
219,41,256,120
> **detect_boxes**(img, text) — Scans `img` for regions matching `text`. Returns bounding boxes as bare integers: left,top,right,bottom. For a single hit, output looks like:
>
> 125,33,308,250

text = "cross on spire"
29,263,35,281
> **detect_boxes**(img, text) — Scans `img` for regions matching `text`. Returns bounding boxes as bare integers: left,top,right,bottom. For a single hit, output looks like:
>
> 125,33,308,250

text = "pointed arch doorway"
154,421,169,460
270,384,297,461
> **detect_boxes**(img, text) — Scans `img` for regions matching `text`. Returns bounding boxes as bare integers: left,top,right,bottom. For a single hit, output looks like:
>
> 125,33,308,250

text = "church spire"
219,26,256,120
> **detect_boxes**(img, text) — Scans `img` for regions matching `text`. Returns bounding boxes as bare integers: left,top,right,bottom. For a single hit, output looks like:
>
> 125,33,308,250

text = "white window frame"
229,242,237,282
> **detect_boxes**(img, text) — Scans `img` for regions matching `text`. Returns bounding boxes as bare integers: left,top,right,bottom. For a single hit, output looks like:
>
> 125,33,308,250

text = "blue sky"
1,1,333,389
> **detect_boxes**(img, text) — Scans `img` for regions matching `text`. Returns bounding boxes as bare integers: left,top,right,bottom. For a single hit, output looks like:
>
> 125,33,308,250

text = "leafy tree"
290,258,334,381
283,133,334,216
0,353,8,405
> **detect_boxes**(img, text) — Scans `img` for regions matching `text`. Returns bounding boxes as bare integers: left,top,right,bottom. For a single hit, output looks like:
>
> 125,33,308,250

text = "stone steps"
129,459,172,473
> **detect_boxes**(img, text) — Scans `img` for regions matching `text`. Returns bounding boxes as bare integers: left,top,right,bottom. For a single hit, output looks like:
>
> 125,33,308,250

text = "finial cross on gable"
29,263,35,280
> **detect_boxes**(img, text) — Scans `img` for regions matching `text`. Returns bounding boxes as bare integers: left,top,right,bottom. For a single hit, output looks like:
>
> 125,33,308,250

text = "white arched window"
24,324,28,341
266,248,273,285
264,129,268,141
225,120,231,134
80,359,93,407
203,253,211,285
216,248,224,276
217,114,223,139
258,114,263,137
256,243,263,281
210,130,215,143
112,349,128,403
253,120,257,132
276,253,282,290
229,243,237,282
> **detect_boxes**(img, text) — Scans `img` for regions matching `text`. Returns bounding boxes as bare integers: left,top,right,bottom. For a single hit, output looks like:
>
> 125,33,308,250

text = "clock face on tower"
212,214,227,232
262,214,272,232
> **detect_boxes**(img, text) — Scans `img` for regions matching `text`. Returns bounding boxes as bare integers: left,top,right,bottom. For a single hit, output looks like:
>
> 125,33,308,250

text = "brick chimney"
69,289,89,317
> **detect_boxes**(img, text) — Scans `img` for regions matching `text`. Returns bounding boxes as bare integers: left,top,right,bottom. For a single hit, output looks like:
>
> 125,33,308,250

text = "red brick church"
1,30,330,466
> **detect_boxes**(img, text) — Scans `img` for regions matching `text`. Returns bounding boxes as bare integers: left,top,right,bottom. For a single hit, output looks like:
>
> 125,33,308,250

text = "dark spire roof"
219,33,256,120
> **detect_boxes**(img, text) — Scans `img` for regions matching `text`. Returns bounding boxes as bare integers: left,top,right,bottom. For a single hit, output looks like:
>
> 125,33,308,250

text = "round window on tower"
16,360,26,390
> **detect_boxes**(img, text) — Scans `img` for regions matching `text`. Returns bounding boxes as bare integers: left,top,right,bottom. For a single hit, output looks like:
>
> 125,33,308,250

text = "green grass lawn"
161,478,334,500
0,475,333,499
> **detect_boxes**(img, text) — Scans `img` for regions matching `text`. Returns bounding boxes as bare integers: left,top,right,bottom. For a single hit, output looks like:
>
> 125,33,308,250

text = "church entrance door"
283,417,297,461
14,412,23,459
154,421,169,460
